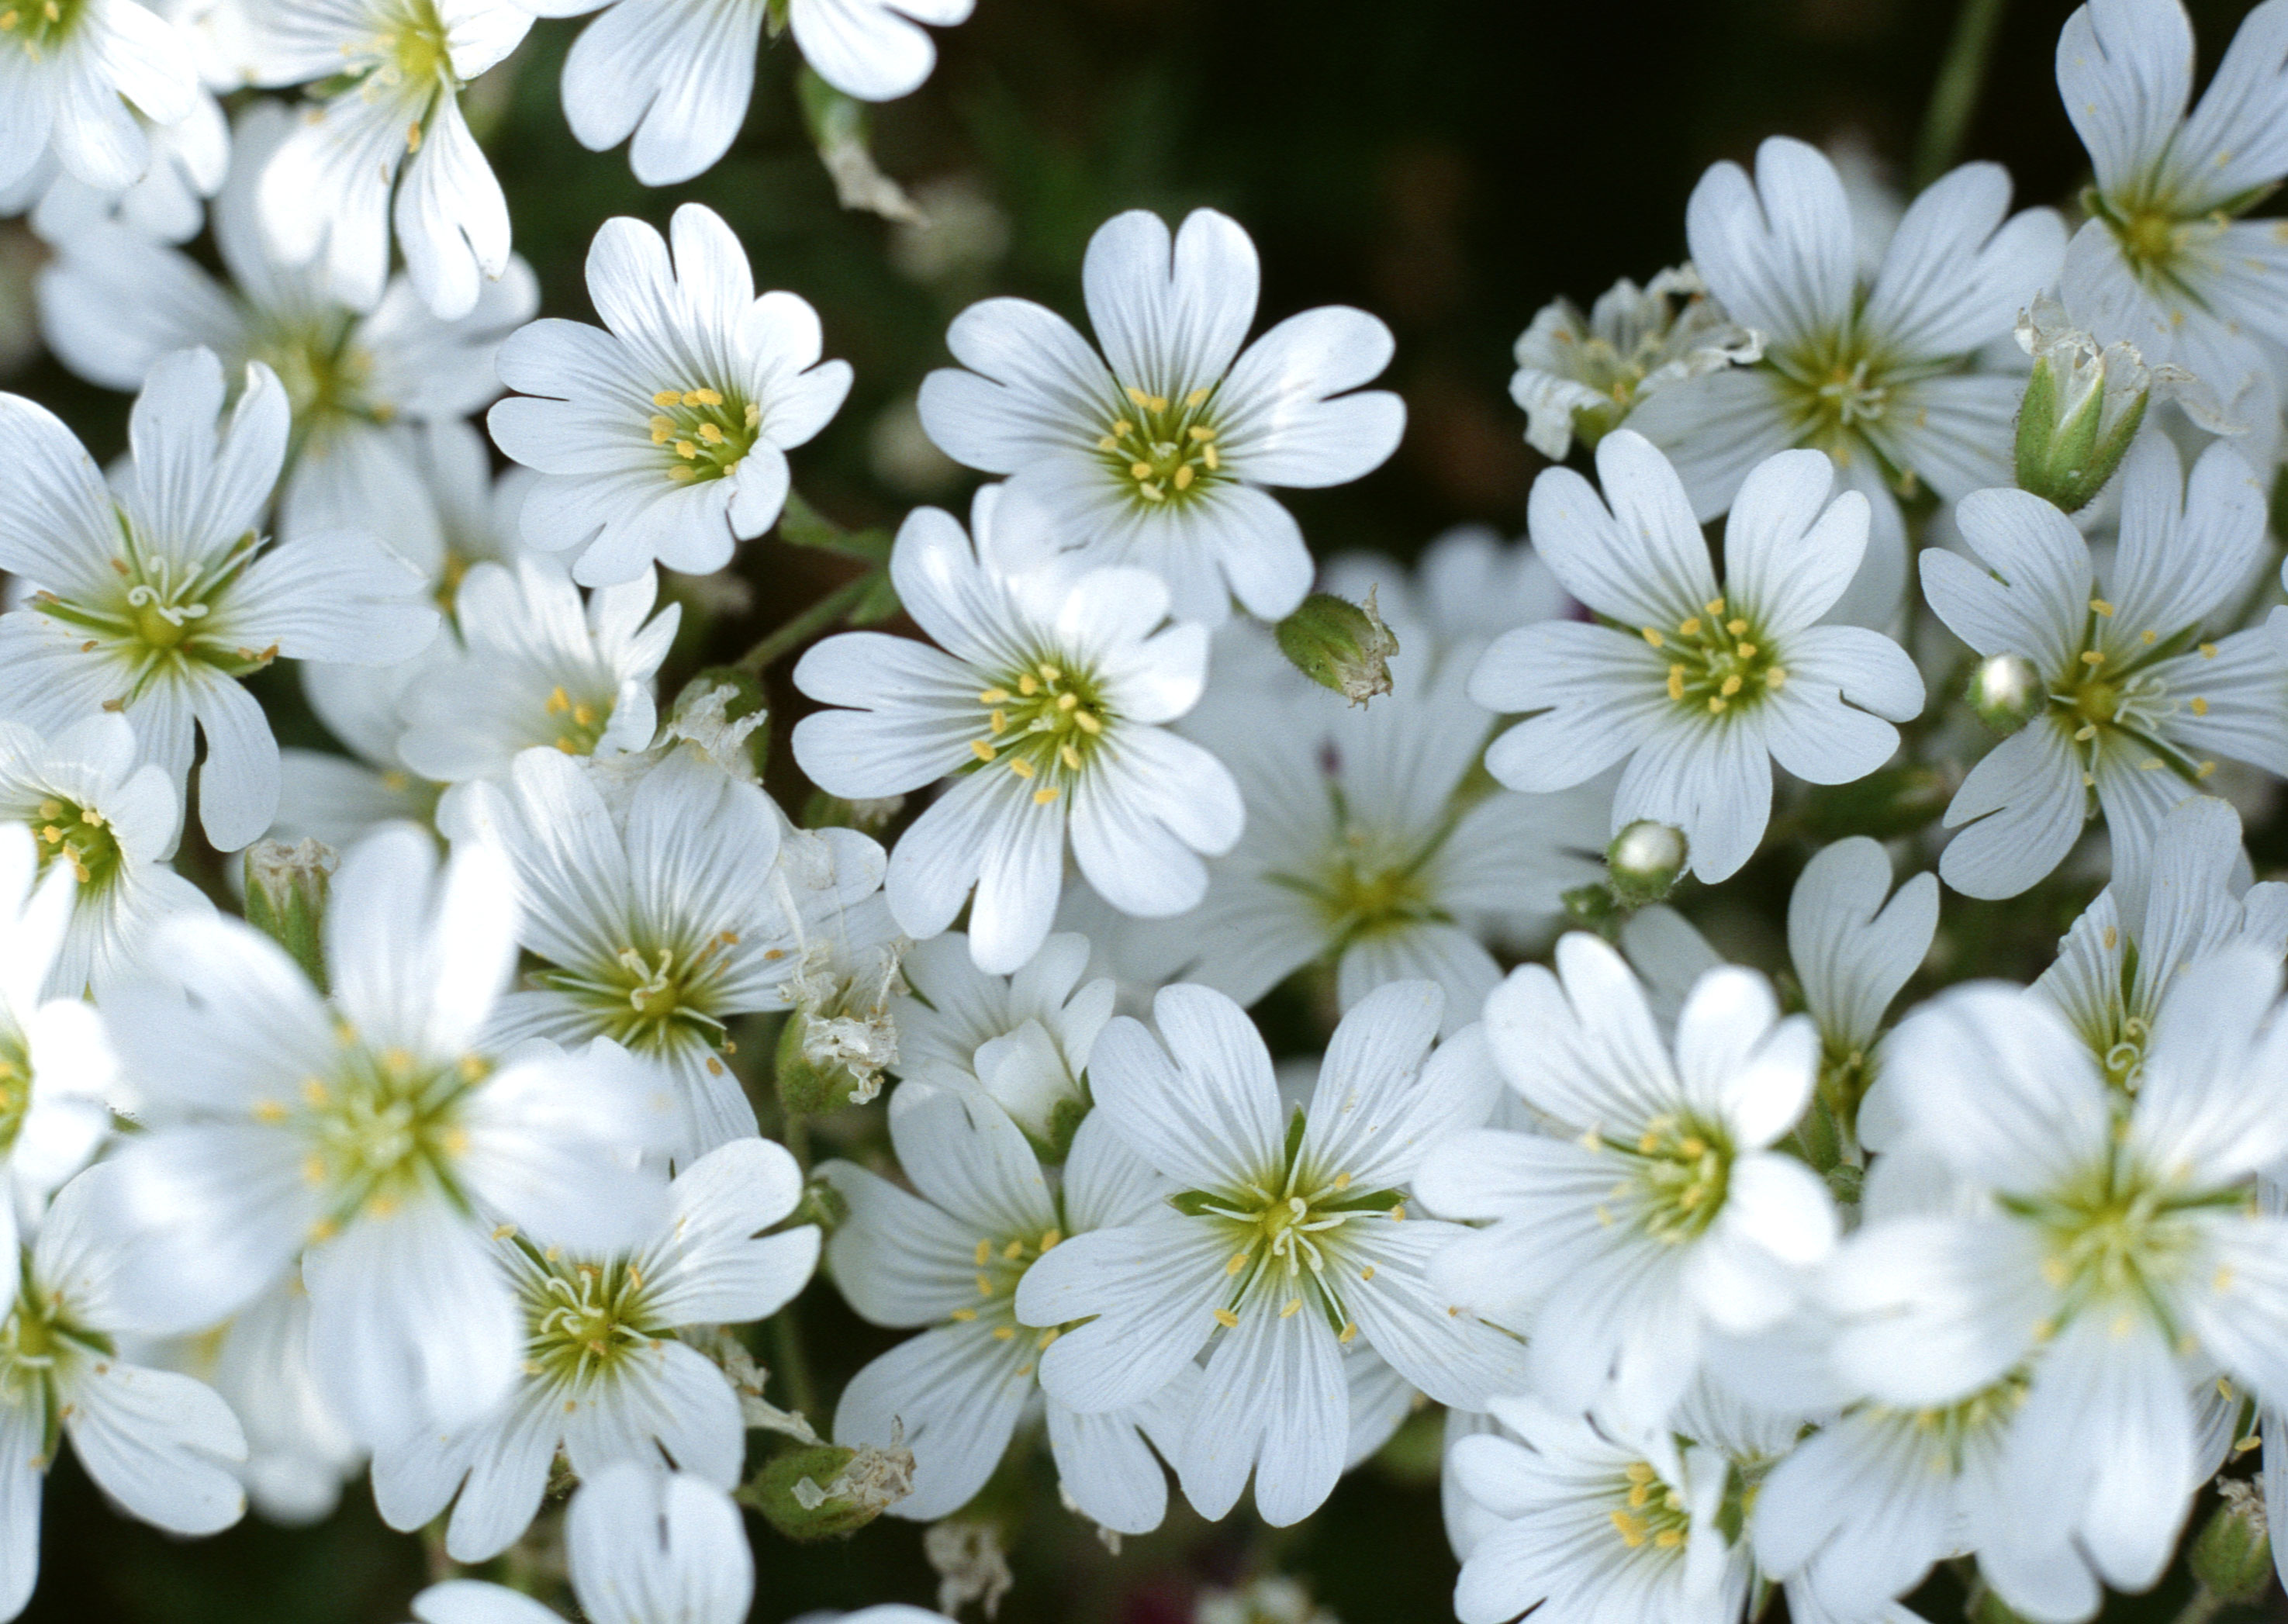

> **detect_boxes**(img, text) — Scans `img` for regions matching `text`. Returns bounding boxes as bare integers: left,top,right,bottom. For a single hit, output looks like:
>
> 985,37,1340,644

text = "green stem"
769,1301,821,1421
733,571,879,674
2169,1587,2228,1624
1913,0,2010,189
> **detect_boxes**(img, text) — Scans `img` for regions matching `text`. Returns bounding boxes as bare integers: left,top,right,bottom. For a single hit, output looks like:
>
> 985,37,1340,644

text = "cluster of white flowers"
11,0,2288,1620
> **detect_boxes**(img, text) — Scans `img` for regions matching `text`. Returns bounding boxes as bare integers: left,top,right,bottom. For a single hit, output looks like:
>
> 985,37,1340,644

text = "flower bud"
667,667,769,779
2012,296,2182,513
243,838,337,992
744,1440,914,1541
1966,653,2044,733
1607,821,1688,905
1276,588,1400,707
2189,1481,2273,1604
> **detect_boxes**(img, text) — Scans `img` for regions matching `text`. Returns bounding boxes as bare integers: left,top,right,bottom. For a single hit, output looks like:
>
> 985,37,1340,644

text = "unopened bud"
2189,1480,2273,1604
743,1440,913,1541
1966,653,2043,732
1276,588,1400,707
243,838,336,993
1607,821,1688,905
2012,295,2203,512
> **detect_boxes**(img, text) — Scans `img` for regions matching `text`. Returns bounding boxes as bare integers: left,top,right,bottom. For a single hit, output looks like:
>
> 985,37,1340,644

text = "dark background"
7,0,2280,1619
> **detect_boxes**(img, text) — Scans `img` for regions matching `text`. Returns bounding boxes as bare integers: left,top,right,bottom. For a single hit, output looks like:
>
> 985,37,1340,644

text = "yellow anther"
675,441,698,460
1039,662,1061,680
2201,641,2219,658
2089,598,2115,617
1641,627,1664,648
2141,629,2158,644
1073,712,1101,734
969,739,997,762
1174,465,1194,489
2075,724,2097,741
653,390,680,407
989,710,1008,734
1130,461,1153,479
1213,1308,1239,1328
1185,389,1208,407
1227,1253,1247,1275
975,1274,994,1297
1057,691,1078,711
2198,759,2219,779
1033,786,1060,804
949,1308,977,1322
572,704,596,728
1188,425,1215,441
1666,666,1685,703
1008,758,1035,779
1037,1327,1059,1349
974,1239,992,1266
252,1100,287,1123
1040,1229,1060,1250
1719,674,1743,697
745,403,760,428
978,687,1010,703
1201,444,1220,471
683,388,724,407
546,685,572,715
1018,674,1038,696
1735,643,1756,658
1332,1173,1350,1190
1678,617,1701,637
1112,419,1133,436
1059,745,1082,770
1706,597,1725,615
1097,437,1118,451
2191,696,2210,715
1708,696,1728,714
2079,650,2106,665
1337,1322,1358,1344
649,415,674,441
1726,617,1747,636
1280,1297,1303,1318
992,1325,1015,1340
699,423,725,445
1610,1509,1646,1548
1360,1266,1376,1281
1125,387,1150,408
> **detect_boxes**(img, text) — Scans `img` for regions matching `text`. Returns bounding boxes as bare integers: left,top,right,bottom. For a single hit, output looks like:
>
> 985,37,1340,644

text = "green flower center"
966,655,1113,805
0,0,88,57
541,682,615,757
2003,1149,2237,1336
2045,606,2219,790
1640,594,1786,719
531,936,739,1060
1880,1370,2031,1474
268,1037,487,1238
523,1256,662,1387
649,385,761,485
1609,1459,1691,1551
1598,1112,1731,1244
1097,385,1225,507
29,797,122,894
249,317,384,445
1173,1110,1406,1346
32,524,278,699
1766,327,1913,465
949,1225,1068,1374
0,1031,33,1158
376,0,453,85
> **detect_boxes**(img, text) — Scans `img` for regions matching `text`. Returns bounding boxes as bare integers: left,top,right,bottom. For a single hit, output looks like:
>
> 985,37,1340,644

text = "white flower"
375,1137,817,1560
519,0,972,188
151,1275,365,1526
397,555,680,789
767,821,910,1106
1015,980,1529,1526
237,0,530,319
1125,594,1607,1032
0,347,440,852
1786,836,1937,1152
466,743,889,1160
0,715,210,999
889,930,1112,1148
36,102,539,570
408,1463,754,1624
0,823,116,1266
820,1083,1194,1532
1827,954,2288,1618
8,48,227,247
273,656,439,849
1511,264,1763,461
1471,433,1923,884
1630,136,2065,618
1418,934,1836,1428
0,0,199,196
2031,795,2288,1093
489,202,852,587
918,208,1405,624
791,489,1243,977
93,825,672,1444
0,1162,248,1620
1921,434,2281,900
1337,522,1577,646
1445,1394,1742,1624
2056,0,2288,418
